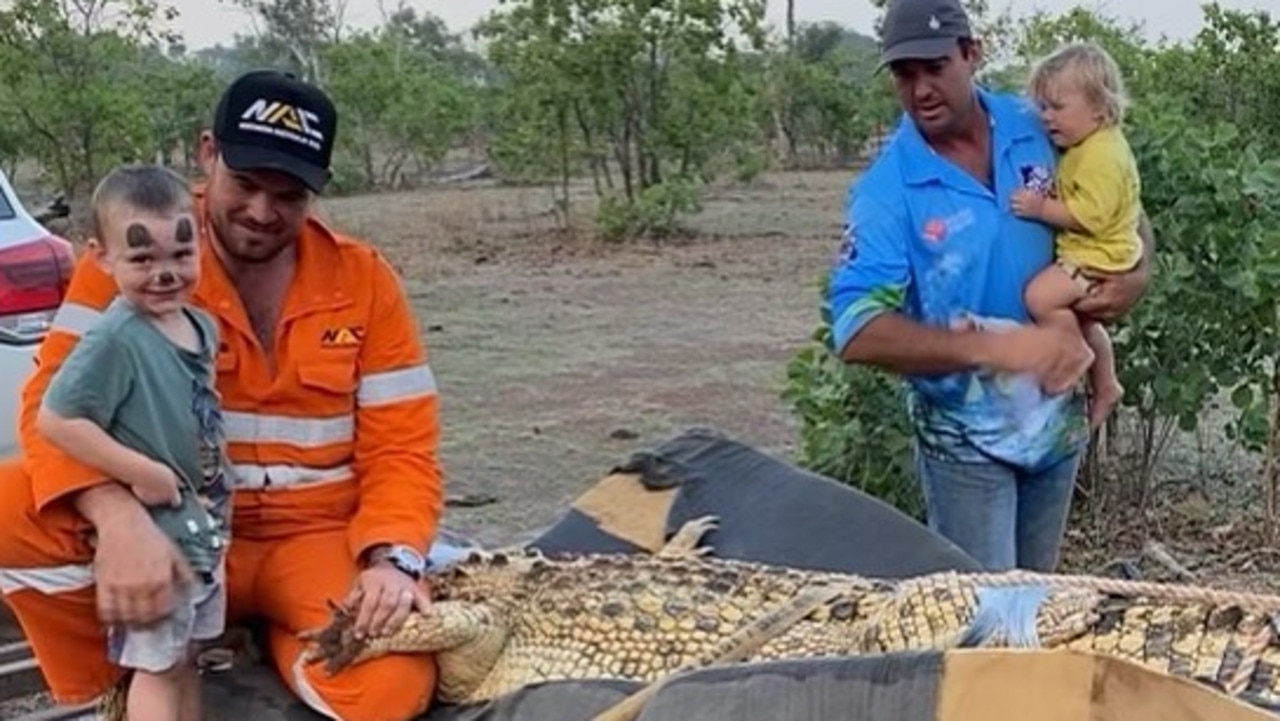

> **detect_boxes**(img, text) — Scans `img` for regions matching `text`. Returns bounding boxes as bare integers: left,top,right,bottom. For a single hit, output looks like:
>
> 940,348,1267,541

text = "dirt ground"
316,170,848,548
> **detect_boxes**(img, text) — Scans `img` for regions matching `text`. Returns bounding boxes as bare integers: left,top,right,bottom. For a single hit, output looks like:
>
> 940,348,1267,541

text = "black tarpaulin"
528,427,980,576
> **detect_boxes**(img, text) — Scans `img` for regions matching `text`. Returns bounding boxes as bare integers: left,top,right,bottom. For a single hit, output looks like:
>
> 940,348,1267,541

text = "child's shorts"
1055,259,1099,294
106,571,226,674
1057,241,1141,295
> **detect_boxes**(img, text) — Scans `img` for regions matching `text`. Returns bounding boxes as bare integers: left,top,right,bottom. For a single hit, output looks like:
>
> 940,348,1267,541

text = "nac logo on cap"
238,98,326,151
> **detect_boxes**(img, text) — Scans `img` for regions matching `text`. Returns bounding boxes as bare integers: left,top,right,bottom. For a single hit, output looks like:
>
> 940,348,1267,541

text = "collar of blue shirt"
893,85,1044,188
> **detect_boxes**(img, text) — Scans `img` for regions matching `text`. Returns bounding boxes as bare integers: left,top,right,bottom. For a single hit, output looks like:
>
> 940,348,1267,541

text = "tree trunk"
645,36,662,188
784,1,798,165
787,0,796,49
614,83,637,202
557,104,571,216
574,101,604,198
1265,361,1280,544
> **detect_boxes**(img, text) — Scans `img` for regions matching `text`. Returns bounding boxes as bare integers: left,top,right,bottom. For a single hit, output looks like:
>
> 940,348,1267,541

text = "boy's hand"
132,462,183,507
1011,189,1044,219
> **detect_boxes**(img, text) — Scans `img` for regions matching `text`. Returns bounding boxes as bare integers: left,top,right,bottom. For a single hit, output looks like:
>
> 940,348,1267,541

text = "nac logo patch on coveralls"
321,326,364,348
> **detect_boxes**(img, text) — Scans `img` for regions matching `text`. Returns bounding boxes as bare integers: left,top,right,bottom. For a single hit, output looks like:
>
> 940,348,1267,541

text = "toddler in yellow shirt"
1012,41,1142,431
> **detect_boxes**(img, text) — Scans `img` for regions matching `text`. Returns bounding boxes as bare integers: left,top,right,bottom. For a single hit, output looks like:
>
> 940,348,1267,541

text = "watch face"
391,547,425,575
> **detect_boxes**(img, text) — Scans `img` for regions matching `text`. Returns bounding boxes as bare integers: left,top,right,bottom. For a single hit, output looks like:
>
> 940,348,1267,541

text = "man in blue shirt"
828,0,1153,571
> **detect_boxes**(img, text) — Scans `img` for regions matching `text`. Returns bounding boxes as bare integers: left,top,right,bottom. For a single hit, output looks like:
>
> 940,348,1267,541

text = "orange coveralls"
0,186,444,721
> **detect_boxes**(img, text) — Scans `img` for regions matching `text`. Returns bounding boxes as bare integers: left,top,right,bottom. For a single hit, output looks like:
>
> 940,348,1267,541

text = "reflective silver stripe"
50,302,102,336
0,563,94,595
222,411,353,448
232,463,354,490
357,363,437,407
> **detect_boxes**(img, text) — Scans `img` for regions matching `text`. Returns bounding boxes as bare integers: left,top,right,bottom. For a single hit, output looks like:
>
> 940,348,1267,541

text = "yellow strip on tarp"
939,648,1273,721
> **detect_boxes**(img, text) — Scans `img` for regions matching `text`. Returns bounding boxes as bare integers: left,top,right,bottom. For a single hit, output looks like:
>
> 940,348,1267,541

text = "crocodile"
296,516,1280,714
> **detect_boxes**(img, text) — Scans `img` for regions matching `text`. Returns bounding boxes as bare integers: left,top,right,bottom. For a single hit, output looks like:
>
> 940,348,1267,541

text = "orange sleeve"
19,252,120,511
346,248,445,561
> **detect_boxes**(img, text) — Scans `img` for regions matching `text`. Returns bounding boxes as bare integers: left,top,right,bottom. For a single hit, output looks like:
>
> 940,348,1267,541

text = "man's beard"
211,215,293,265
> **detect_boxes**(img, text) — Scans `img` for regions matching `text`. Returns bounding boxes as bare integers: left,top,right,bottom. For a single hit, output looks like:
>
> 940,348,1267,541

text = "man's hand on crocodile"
343,564,432,640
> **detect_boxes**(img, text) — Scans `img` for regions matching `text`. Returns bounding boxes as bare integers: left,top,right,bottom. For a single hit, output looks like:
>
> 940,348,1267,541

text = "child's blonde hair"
1027,41,1129,126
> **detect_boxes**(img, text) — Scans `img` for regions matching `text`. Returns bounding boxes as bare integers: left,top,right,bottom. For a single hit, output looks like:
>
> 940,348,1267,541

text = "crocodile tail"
958,586,1050,649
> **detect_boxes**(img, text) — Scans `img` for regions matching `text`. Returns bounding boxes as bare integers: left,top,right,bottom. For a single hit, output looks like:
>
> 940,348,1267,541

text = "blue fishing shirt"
828,86,1088,472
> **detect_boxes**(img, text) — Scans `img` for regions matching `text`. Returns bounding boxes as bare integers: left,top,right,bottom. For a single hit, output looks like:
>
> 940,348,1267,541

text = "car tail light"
0,235,75,342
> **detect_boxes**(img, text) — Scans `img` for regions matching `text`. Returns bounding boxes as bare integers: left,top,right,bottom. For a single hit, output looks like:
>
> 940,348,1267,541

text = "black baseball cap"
212,70,337,193
878,0,973,68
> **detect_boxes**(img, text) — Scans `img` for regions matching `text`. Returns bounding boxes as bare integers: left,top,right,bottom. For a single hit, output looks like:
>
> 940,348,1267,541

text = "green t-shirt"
42,297,232,576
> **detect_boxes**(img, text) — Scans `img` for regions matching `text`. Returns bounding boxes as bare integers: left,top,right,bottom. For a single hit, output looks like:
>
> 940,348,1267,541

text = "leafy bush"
782,278,921,518
595,178,703,242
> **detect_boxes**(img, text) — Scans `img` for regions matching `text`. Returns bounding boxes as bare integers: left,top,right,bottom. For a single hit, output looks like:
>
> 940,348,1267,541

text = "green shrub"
782,278,922,519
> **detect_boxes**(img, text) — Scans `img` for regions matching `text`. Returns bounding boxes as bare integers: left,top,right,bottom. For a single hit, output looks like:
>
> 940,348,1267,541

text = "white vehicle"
0,169,75,458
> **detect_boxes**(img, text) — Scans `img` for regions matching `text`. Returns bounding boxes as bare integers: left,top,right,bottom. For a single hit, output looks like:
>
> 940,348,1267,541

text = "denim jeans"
914,445,1083,572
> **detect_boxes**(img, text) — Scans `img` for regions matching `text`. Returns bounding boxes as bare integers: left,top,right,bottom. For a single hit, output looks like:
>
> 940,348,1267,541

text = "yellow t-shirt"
1054,125,1143,272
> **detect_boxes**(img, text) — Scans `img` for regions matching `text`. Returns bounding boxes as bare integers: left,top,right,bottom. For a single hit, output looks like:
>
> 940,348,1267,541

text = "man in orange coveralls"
0,70,445,721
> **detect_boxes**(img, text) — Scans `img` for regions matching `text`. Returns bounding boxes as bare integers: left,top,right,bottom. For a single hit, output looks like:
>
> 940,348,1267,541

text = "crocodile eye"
830,601,855,620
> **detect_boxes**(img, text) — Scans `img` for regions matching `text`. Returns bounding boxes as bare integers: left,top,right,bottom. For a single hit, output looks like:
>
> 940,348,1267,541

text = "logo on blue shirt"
836,221,858,264
1020,163,1054,195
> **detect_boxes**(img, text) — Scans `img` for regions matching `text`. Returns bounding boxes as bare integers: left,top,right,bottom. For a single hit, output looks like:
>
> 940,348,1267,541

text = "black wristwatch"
367,544,427,580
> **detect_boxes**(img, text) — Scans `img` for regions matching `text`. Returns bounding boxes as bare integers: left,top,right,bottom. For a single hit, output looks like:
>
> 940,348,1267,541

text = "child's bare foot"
1089,379,1123,431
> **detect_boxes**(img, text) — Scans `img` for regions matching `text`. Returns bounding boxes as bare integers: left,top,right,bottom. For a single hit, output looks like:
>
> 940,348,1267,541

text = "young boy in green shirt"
37,164,232,721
